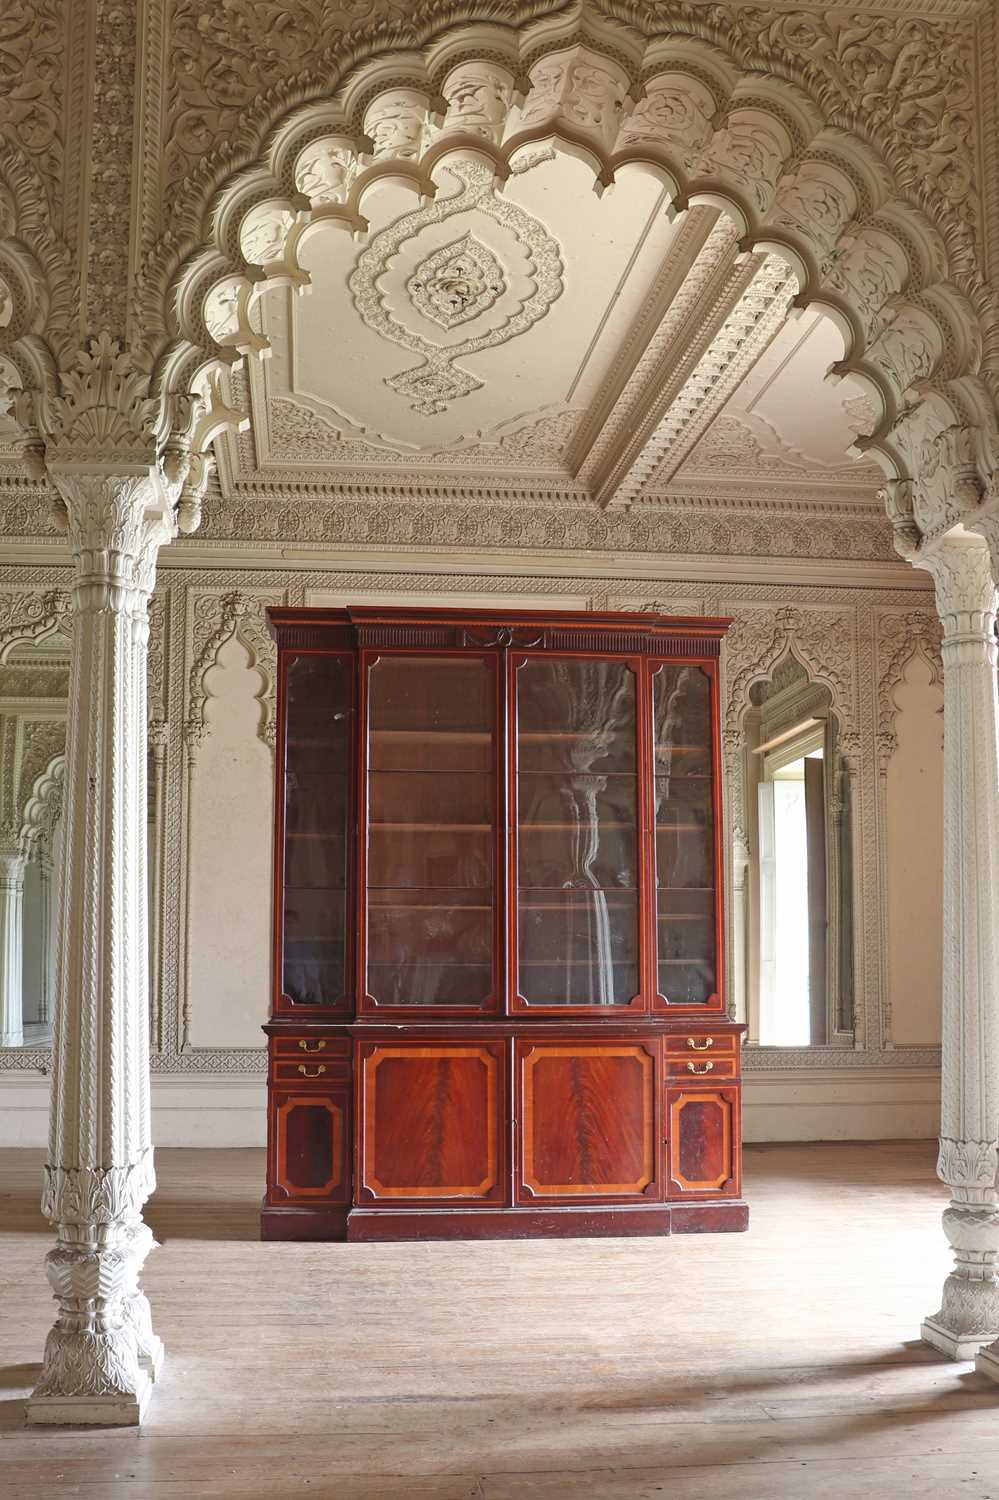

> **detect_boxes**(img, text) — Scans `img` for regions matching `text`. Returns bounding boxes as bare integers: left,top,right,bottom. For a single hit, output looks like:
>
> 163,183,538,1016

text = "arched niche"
730,651,855,1050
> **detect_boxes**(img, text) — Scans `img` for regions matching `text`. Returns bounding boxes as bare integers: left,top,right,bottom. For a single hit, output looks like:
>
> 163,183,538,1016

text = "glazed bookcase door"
274,650,355,1015
358,650,503,1014
648,659,724,1013
510,652,648,1013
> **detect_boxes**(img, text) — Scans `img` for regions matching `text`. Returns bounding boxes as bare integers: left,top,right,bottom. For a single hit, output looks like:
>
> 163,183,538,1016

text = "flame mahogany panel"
667,1086,741,1198
357,1042,506,1202
517,1041,659,1201
270,1088,351,1204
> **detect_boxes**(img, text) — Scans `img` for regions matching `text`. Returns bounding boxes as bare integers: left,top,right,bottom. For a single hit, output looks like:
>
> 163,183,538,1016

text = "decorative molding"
193,488,898,564
347,159,565,415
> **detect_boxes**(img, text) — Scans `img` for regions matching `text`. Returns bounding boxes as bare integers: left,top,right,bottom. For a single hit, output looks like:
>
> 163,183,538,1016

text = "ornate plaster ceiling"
215,145,883,518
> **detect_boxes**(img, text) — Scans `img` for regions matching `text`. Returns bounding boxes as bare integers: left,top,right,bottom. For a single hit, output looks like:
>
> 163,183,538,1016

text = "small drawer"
272,1059,352,1084
271,1035,350,1058
665,1056,738,1080
664,1032,737,1056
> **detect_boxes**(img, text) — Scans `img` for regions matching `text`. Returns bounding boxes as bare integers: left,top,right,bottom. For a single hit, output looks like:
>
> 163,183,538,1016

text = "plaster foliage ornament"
875,608,942,770
0,0,66,218
406,234,506,330
519,46,631,155
294,136,358,205
938,1139,999,1197
17,721,64,826
0,588,71,655
867,305,940,400
438,62,515,144
45,335,160,464
824,228,908,331
770,163,857,258
187,590,277,753
203,278,248,344
348,159,564,415
911,424,983,540
723,605,856,750
692,113,790,216
239,202,297,266
363,89,430,159
266,396,579,471
615,73,715,166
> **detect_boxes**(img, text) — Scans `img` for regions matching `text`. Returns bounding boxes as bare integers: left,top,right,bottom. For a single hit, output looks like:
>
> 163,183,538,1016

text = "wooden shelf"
369,729,490,742
369,822,492,832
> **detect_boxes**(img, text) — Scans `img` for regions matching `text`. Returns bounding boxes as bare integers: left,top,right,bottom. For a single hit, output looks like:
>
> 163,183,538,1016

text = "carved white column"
918,533,999,1359
37,849,53,1026
26,466,177,1426
0,846,26,1046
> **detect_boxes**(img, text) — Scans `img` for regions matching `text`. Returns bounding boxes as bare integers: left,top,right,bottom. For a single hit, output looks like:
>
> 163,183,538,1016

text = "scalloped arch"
150,4,996,498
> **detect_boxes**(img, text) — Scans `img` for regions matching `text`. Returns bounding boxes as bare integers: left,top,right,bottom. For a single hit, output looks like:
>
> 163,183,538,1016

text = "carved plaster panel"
347,160,565,415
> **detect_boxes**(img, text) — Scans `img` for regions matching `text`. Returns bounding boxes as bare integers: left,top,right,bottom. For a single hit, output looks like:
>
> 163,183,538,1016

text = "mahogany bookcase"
262,607,747,1241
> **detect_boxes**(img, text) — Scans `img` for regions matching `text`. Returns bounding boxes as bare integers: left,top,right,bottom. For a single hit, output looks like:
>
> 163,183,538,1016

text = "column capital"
914,532,997,642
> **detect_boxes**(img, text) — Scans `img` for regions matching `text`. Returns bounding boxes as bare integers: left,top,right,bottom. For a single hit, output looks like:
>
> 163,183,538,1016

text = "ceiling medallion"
407,234,506,330
348,160,564,416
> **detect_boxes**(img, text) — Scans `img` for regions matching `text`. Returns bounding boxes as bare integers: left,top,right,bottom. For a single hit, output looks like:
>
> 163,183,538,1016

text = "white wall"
0,572,945,1148
187,635,274,1050
884,653,944,1047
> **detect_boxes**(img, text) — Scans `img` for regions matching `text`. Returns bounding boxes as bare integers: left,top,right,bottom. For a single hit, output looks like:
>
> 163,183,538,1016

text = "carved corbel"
878,478,921,560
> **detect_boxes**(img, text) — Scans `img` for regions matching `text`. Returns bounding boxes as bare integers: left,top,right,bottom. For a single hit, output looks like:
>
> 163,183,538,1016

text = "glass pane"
282,656,351,1006
653,665,716,1003
519,890,639,1005
365,656,495,1006
516,658,639,1005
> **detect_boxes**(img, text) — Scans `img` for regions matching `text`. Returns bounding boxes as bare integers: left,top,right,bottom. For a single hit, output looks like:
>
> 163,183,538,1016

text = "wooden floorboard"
2,1141,998,1498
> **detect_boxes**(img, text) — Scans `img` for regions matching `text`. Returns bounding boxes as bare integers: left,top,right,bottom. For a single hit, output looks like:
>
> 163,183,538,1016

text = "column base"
26,1370,152,1427
975,1343,999,1383
921,1316,995,1360
139,1333,165,1382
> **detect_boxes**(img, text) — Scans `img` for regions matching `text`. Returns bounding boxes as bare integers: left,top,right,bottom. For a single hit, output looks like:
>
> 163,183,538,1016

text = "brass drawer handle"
687,1037,714,1050
298,1039,326,1053
297,1064,327,1078
686,1060,714,1074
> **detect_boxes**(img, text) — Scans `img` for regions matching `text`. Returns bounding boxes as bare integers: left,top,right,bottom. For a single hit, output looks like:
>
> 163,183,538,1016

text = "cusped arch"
0,592,72,662
186,591,278,753
20,752,65,858
149,3,997,507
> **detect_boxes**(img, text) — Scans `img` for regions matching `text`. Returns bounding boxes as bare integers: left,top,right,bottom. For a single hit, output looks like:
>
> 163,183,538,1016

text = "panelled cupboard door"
357,1041,506,1203
516,1041,659,1202
666,1086,740,1198
270,1088,351,1204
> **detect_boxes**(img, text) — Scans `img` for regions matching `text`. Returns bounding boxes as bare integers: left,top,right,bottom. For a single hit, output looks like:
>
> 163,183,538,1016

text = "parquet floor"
3,1141,998,1499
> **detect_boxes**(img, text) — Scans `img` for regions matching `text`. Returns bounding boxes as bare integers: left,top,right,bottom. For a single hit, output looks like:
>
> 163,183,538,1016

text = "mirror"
737,655,854,1047
0,630,70,1048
